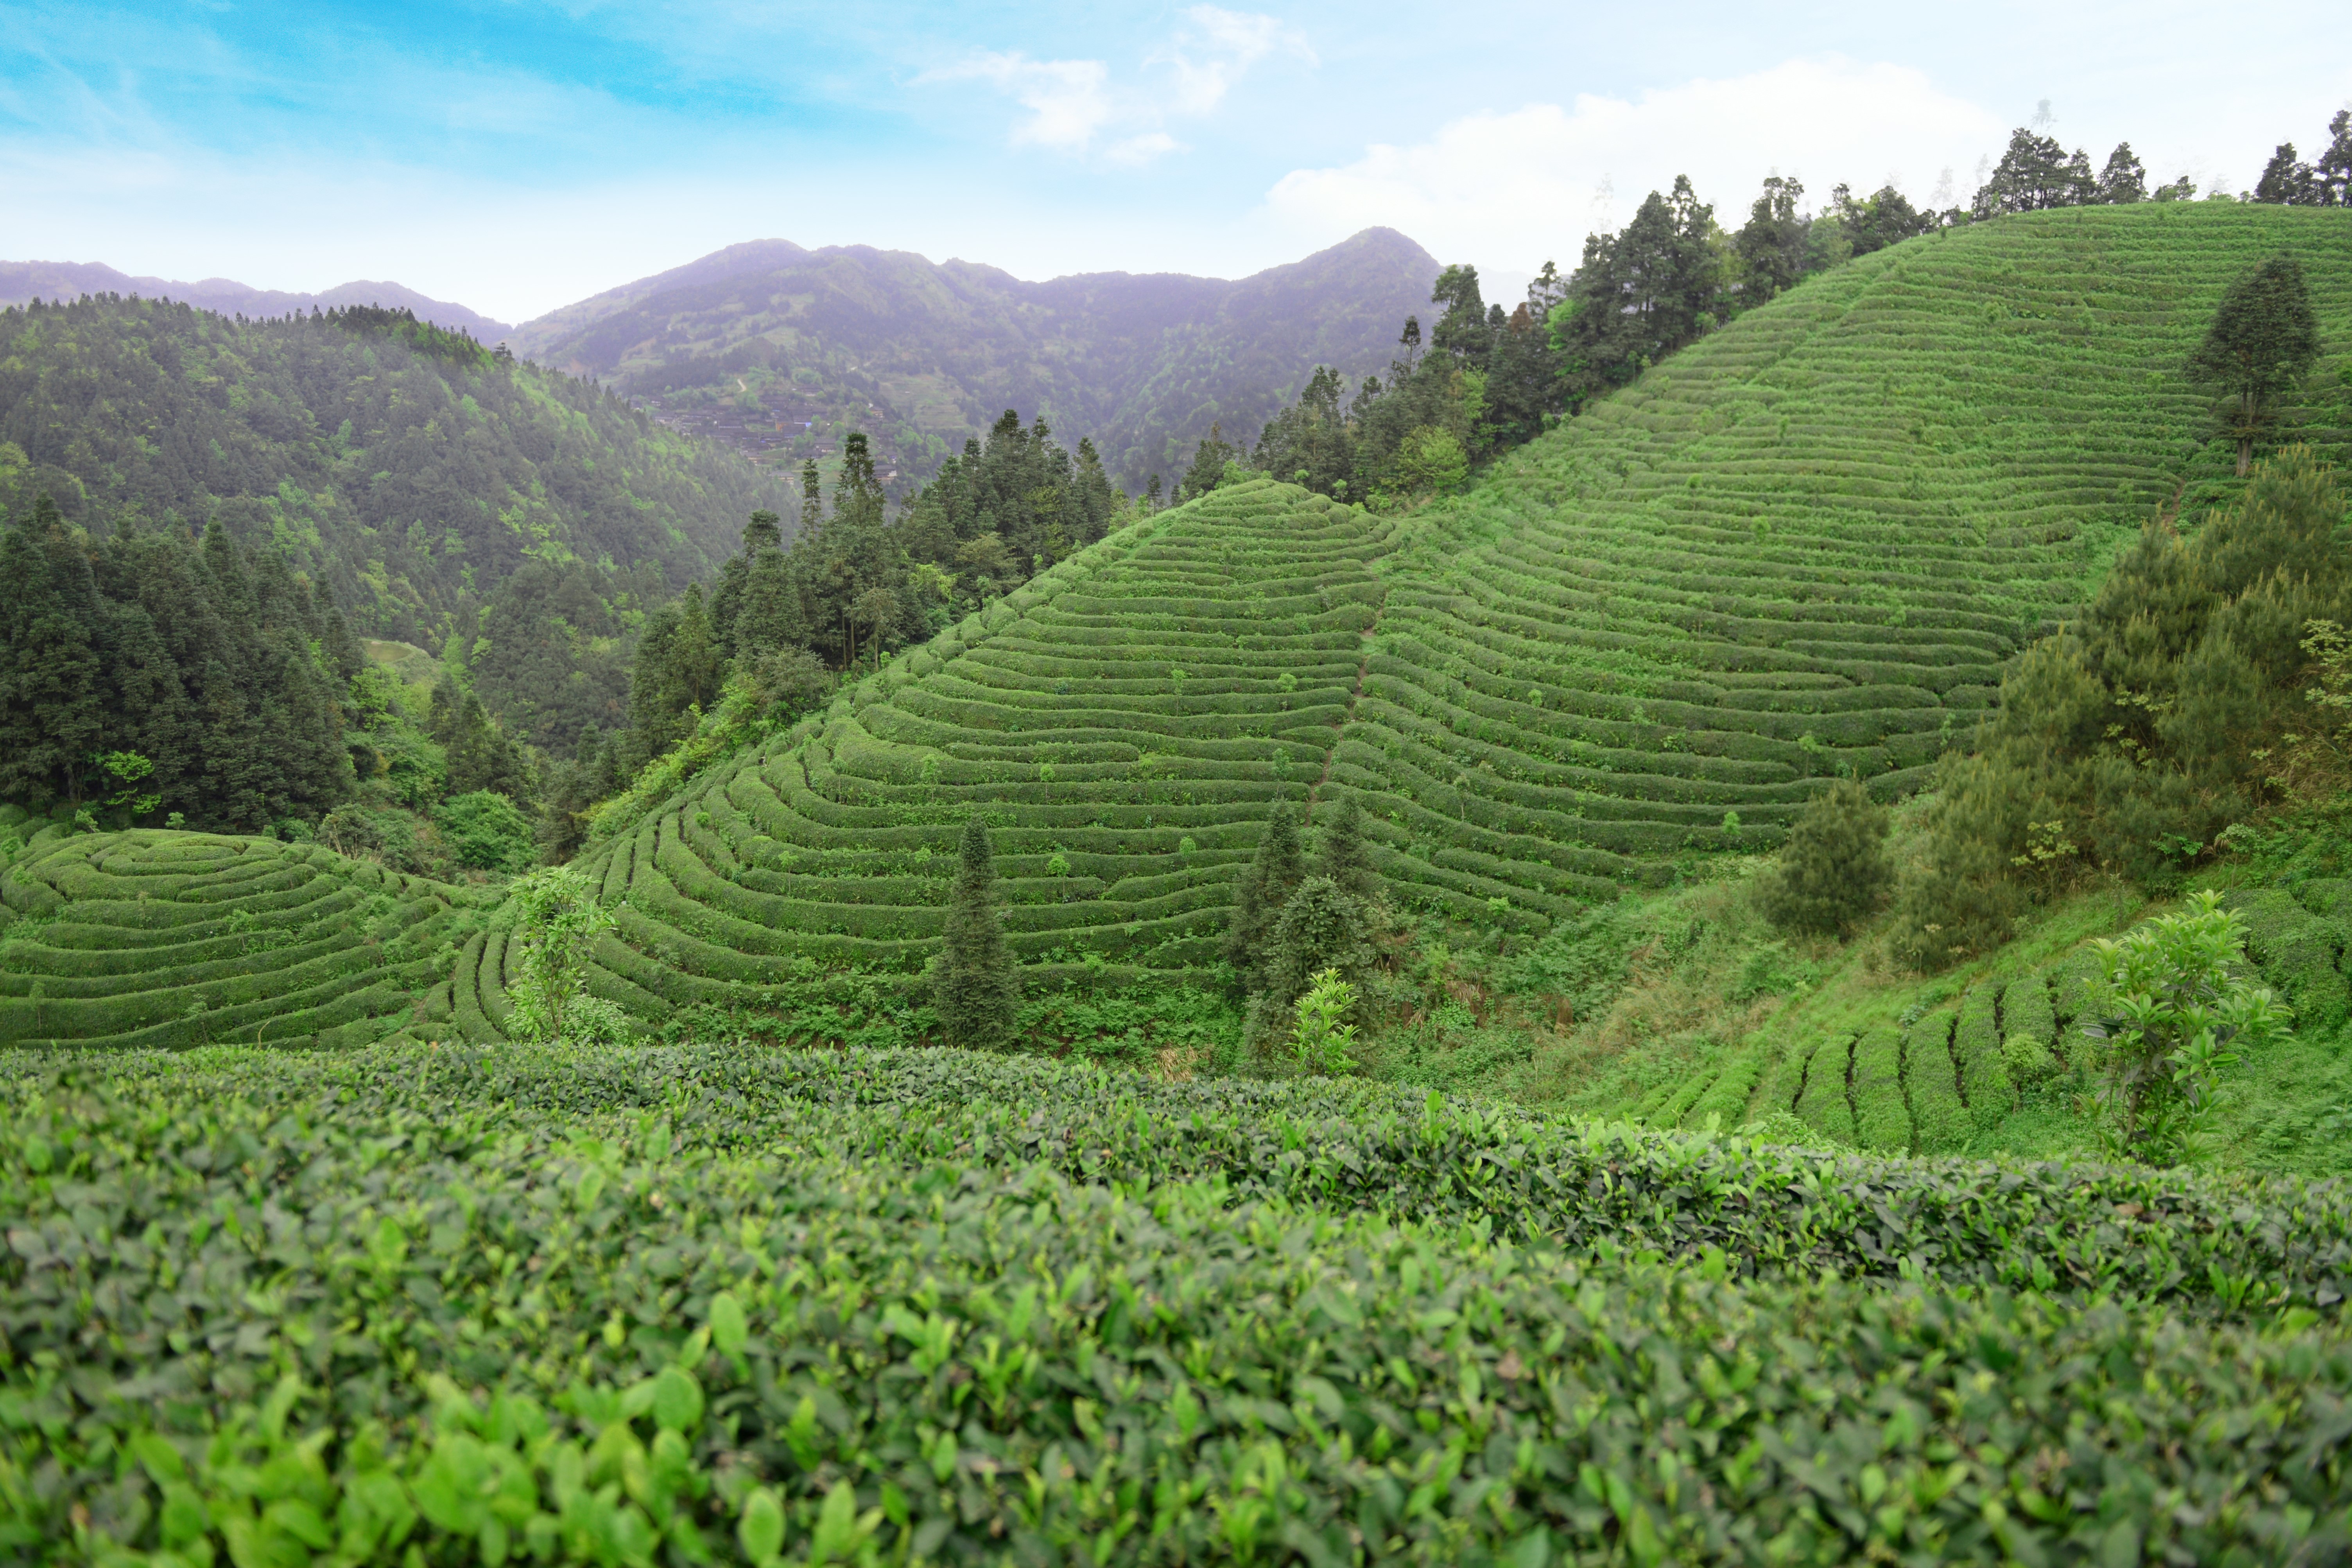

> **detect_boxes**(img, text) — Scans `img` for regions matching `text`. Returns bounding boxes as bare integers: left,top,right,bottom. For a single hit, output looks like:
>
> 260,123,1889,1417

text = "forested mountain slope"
0,297,793,645
509,228,1441,486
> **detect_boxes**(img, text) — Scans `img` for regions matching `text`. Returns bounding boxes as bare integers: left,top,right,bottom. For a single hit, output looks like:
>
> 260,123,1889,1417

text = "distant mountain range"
506,229,1443,487
7,229,1447,489
0,261,512,341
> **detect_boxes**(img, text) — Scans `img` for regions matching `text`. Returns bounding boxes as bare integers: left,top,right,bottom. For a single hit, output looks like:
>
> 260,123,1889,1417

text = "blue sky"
4,1,2347,325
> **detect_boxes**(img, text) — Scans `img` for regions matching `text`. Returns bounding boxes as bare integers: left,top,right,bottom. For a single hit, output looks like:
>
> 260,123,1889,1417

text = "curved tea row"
0,821,482,1048
441,204,2352,1038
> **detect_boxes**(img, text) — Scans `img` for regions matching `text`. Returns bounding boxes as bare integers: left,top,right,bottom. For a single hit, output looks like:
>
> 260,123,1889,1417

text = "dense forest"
0,297,792,647
0,486,561,872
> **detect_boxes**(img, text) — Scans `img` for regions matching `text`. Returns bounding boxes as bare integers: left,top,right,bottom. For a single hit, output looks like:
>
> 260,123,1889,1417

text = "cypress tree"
734,546,800,660
190,520,276,828
1222,800,1305,986
104,598,197,815
934,817,1020,1049
317,583,365,685
665,585,722,714
1310,793,1381,904
448,690,533,806
710,556,751,656
427,679,461,745
1264,876,1379,1012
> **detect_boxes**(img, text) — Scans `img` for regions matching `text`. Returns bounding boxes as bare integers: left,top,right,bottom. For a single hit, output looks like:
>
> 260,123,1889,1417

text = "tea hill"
7,202,2351,1090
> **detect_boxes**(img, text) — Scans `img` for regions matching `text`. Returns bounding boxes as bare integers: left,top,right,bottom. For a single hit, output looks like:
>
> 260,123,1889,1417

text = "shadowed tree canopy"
2186,254,2322,476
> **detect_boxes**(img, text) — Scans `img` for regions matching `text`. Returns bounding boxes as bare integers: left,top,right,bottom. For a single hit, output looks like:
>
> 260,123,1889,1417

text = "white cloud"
1153,6,1314,116
925,51,1111,152
933,9,1307,161
1106,132,1185,166
1264,57,2006,276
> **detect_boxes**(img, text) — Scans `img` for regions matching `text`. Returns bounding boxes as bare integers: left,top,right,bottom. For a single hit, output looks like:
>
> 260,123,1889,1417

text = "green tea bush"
11,1041,2352,1566
1953,984,2013,1132
1793,1034,1859,1145
2081,890,2293,1165
1905,1011,1970,1152
1848,1022,1911,1150
435,790,538,873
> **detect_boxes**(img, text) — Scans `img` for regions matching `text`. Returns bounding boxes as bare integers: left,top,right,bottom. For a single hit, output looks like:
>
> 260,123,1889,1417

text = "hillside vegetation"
0,296,791,646
14,201,2352,1568
509,229,1441,488
0,813,488,1050
7,206,2351,1074
405,205,2347,1040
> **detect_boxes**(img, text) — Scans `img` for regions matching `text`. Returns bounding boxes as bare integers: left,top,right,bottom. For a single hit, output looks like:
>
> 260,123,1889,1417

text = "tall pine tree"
1221,800,1305,988
0,496,104,806
1311,793,1381,904
934,817,1020,1049
2187,254,2322,476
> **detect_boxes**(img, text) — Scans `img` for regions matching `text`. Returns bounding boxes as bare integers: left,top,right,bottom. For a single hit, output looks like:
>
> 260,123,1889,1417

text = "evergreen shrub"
1758,777,1893,937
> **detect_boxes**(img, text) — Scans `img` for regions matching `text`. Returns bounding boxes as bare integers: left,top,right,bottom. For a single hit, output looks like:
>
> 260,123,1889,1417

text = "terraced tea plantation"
6,206,2349,1057
0,815,482,1049
1334,203,2352,908
424,202,2352,1038
9,1041,2352,1564
433,481,1405,1040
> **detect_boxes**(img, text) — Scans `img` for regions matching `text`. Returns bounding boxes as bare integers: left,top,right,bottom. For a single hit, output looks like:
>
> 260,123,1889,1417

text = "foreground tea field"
8,1042,2352,1564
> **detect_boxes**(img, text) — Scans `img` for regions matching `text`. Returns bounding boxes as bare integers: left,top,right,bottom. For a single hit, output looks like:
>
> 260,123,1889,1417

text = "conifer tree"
934,817,1020,1049
2096,143,2149,204
1761,778,1893,937
1311,793,1382,904
0,497,104,805
733,545,801,659
447,689,534,807
1222,800,1305,987
2187,254,2322,476
1243,872,1379,1056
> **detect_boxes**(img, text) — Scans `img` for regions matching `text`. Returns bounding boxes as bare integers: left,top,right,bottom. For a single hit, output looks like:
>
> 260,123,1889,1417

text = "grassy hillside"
510,229,1441,487
0,295,792,645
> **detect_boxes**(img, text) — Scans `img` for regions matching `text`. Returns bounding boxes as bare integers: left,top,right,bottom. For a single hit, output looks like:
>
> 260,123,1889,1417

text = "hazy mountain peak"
508,229,1445,487
0,260,511,340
